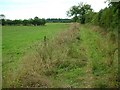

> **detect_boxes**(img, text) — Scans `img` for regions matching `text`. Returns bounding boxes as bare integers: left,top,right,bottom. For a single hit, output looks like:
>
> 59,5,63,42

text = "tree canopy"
67,1,120,31
67,2,92,24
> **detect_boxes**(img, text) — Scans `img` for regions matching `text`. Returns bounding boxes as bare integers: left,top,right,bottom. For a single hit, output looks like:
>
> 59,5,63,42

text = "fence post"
44,36,47,46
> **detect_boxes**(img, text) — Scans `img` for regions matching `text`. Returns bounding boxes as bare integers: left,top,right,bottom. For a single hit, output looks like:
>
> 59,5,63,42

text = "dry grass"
6,23,118,88
9,23,83,88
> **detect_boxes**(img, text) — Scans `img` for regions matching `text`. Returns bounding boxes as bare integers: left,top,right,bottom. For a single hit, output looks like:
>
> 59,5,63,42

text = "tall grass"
8,23,87,87
3,23,118,88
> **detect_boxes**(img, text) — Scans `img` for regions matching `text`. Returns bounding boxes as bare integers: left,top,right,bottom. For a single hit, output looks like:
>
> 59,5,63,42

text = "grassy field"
2,23,70,87
3,23,69,66
2,23,118,88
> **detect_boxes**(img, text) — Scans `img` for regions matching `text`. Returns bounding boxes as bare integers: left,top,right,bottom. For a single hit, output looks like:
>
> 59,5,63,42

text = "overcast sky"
0,0,108,20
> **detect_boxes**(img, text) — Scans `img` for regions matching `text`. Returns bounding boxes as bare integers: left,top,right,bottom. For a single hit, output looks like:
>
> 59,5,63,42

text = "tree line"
46,18,71,23
67,1,120,31
0,16,46,26
0,16,72,26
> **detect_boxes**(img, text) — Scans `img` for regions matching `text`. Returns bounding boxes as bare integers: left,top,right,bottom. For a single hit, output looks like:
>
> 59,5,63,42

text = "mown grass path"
78,24,118,88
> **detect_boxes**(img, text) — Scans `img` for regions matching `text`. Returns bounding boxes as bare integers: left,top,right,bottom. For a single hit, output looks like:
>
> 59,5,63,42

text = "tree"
0,14,5,19
67,5,79,22
67,2,92,24
0,14,5,25
32,17,46,26
41,18,46,25
5,19,13,25
23,19,29,26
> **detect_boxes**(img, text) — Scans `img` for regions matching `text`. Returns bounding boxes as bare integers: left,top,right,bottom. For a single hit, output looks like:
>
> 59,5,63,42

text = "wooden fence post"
44,36,47,46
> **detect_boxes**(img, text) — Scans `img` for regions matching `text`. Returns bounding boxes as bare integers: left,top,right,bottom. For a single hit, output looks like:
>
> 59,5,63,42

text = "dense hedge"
91,2,120,31
1,17,72,26
1,17,46,26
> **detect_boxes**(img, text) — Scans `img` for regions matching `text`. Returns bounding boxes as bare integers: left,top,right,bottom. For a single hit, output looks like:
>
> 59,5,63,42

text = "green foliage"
67,2,120,32
46,18,71,23
2,16,46,26
67,2,92,23
32,17,46,26
85,11,95,23
91,2,120,31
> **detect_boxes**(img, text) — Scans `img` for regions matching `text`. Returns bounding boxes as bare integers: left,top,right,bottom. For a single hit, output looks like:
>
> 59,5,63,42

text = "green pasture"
2,23,70,85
